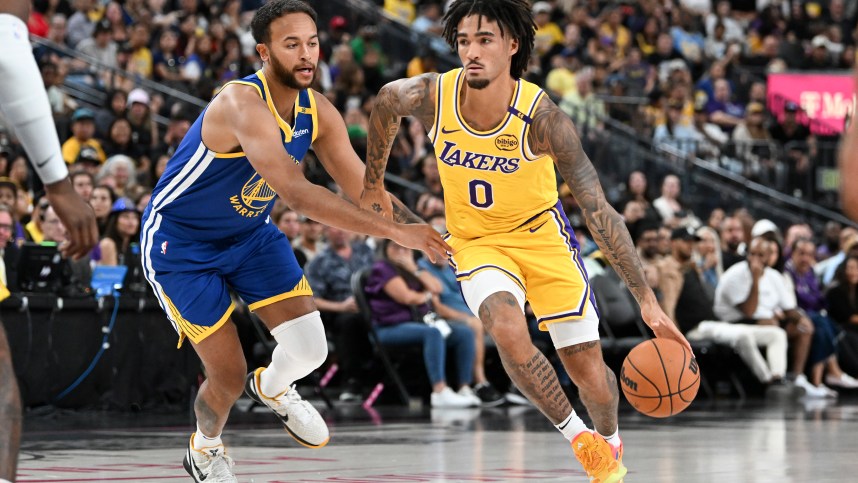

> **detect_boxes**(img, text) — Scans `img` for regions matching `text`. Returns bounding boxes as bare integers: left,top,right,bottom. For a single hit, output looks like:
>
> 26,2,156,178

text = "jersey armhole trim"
521,90,546,162
428,74,444,145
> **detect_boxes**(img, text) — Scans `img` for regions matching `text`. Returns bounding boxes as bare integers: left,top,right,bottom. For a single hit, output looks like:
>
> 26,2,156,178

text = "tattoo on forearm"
529,99,652,305
365,74,437,191
391,196,424,224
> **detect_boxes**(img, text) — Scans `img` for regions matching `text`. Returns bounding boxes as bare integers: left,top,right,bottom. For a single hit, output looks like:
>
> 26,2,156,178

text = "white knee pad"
271,310,328,371
260,311,328,395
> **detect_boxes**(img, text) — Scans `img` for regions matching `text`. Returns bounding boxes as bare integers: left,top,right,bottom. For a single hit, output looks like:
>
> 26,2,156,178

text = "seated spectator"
713,237,828,397
90,184,116,236
636,221,663,290
815,227,858,287
659,227,787,385
273,208,306,267
769,102,816,197
827,256,858,331
560,69,606,135
97,197,140,267
0,178,27,245
705,79,745,134
652,100,700,158
785,239,858,390
696,226,723,291
0,204,20,292
70,171,95,203
104,117,149,165
731,102,779,184
61,108,106,165
304,225,375,402
41,203,91,291
719,215,746,269
365,239,478,408
97,155,139,199
24,196,48,244
652,174,700,229
817,221,842,262
417,213,504,406
292,216,326,263
72,146,104,177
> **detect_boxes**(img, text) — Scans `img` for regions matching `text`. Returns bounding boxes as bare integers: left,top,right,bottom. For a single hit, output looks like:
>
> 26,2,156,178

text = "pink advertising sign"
767,73,854,135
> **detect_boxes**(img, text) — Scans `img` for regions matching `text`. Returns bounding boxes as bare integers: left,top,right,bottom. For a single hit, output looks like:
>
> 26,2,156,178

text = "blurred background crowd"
1,0,858,406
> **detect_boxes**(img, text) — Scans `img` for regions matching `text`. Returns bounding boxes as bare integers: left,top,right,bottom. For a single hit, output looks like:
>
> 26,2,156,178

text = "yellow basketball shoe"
571,431,627,483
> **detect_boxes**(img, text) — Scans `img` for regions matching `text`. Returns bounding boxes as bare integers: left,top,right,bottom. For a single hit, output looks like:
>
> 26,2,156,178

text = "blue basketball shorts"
140,218,312,346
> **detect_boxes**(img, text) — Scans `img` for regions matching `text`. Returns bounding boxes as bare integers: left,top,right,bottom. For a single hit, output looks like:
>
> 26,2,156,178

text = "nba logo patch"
161,240,168,254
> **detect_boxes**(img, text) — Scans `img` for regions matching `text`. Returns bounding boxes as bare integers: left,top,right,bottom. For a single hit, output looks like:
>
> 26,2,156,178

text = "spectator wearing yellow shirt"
128,24,153,79
545,54,577,99
532,2,563,59
598,7,631,58
384,0,415,24
61,108,106,164
406,48,438,78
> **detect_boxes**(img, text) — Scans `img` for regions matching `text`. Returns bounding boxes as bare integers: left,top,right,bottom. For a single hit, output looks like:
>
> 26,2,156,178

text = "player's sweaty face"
455,15,518,89
264,13,319,89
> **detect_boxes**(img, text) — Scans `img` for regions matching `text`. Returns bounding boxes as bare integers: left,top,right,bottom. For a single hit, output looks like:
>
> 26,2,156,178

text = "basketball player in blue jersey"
140,1,451,481
0,2,99,481
361,1,691,481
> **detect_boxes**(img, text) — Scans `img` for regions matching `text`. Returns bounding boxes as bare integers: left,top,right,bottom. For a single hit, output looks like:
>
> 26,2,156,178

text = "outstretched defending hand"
360,187,394,221
640,301,694,356
392,223,454,264
45,178,99,260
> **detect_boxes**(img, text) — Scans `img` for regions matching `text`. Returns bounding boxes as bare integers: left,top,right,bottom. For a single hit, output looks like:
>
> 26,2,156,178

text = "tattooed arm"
361,73,438,219
528,97,693,353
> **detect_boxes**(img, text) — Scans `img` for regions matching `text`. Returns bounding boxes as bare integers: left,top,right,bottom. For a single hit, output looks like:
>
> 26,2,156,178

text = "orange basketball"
620,339,700,418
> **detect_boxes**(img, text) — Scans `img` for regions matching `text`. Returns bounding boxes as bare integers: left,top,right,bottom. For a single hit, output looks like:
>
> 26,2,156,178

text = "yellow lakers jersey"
428,68,558,238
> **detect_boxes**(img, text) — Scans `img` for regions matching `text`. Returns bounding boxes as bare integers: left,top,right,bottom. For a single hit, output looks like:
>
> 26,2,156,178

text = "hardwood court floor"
15,394,858,483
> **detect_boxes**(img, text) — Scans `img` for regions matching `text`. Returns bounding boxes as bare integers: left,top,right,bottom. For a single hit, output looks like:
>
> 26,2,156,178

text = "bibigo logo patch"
494,134,518,151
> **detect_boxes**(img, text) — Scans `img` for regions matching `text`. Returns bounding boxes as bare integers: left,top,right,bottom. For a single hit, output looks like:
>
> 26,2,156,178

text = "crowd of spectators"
0,0,857,403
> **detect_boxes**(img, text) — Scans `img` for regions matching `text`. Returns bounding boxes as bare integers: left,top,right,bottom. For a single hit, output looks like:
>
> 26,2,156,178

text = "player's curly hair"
442,0,536,79
251,0,317,44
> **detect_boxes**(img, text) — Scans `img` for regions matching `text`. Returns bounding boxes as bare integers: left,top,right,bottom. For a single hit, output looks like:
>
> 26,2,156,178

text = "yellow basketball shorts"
445,203,598,331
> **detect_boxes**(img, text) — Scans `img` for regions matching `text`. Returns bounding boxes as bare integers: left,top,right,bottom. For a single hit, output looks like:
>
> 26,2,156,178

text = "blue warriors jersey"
144,70,318,241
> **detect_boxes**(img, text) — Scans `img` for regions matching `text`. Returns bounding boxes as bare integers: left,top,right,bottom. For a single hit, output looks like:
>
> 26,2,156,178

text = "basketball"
620,339,700,418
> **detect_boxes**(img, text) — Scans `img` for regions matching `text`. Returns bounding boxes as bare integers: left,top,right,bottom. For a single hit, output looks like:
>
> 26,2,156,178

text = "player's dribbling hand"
360,187,393,220
392,223,454,264
641,301,694,356
45,178,99,260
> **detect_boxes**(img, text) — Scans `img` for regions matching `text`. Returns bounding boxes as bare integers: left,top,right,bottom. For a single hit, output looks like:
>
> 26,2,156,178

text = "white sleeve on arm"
0,14,69,185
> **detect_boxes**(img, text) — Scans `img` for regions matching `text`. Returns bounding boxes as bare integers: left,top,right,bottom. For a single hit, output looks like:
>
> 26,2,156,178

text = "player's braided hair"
251,0,317,44
442,0,536,79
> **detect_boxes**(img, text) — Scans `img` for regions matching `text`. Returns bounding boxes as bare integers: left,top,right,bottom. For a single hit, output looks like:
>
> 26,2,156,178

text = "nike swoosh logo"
440,126,461,134
529,221,548,233
191,453,208,481
35,156,52,168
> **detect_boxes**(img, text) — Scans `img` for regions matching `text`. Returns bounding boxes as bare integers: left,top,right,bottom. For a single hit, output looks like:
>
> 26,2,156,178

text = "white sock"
193,424,223,450
555,410,590,441
599,427,622,449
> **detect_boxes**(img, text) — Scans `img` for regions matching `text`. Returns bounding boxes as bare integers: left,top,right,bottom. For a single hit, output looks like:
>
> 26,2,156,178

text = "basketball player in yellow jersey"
361,1,691,481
